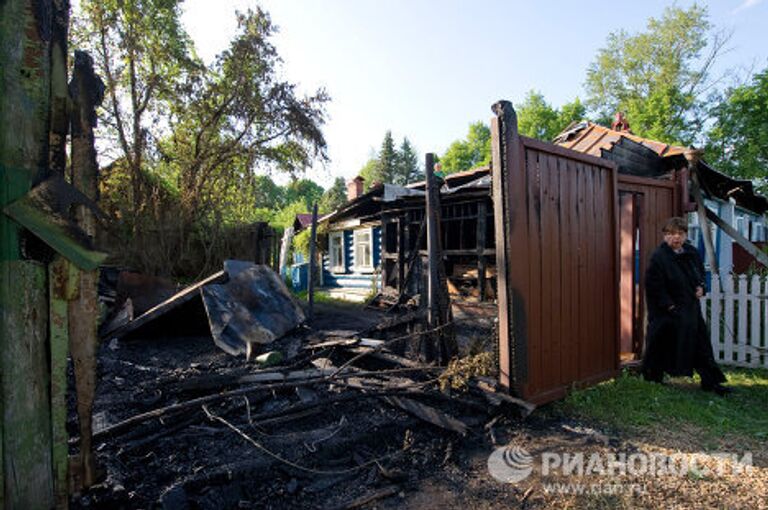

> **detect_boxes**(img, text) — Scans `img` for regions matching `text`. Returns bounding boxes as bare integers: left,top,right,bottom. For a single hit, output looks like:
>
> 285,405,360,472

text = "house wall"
687,199,768,276
320,225,382,291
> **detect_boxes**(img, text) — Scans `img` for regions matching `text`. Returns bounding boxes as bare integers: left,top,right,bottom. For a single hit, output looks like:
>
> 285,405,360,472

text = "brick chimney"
611,112,631,132
346,175,365,201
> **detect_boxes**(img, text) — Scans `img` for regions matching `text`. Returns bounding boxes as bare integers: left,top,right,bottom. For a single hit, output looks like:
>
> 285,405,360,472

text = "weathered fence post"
490,100,519,392
424,153,455,364
308,203,318,321
68,50,105,490
0,0,57,507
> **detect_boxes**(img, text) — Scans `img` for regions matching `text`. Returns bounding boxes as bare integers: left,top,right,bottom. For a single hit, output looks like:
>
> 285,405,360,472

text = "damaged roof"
554,121,687,158
554,121,768,215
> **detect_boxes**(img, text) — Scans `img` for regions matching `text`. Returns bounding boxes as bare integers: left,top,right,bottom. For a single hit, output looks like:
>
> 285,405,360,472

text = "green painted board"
4,192,107,270
1,260,55,508
49,258,72,509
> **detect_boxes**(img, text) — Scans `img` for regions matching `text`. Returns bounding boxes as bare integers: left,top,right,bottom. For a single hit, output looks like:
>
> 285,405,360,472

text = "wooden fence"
491,101,619,405
701,274,768,369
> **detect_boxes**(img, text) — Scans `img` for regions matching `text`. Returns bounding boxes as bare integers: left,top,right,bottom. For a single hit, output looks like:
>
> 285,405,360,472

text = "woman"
642,217,731,395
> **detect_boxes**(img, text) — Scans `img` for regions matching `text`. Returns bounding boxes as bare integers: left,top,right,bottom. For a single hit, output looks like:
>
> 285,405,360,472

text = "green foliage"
706,67,768,184
517,91,559,140
284,178,324,211
293,228,311,257
319,176,347,213
357,133,422,188
358,158,379,192
376,130,398,184
439,121,491,175
517,92,587,141
76,2,330,276
271,200,309,230
585,4,727,145
395,137,423,185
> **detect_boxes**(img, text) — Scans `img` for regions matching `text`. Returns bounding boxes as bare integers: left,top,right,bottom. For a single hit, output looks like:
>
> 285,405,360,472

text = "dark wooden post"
424,154,455,364
477,200,487,301
425,154,440,328
0,0,57,507
68,50,105,490
686,149,719,275
397,217,406,294
307,203,318,321
490,100,523,393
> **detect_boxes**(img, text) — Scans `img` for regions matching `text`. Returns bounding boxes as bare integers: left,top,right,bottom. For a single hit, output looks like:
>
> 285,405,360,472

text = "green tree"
706,67,768,183
395,137,422,185
557,98,587,132
163,9,328,225
358,157,379,191
376,130,397,184
284,178,324,211
585,4,728,144
252,175,284,209
319,176,347,213
517,91,560,140
73,0,200,220
440,122,491,174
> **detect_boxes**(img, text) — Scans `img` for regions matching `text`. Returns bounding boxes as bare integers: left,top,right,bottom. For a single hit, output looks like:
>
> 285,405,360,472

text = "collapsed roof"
554,121,768,215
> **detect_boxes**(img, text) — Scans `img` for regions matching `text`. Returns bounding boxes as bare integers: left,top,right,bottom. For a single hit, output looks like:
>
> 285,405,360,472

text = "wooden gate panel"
617,175,679,359
492,102,620,405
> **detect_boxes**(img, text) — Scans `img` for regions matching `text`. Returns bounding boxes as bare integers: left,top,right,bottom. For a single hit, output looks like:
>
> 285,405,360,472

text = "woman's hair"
662,217,688,233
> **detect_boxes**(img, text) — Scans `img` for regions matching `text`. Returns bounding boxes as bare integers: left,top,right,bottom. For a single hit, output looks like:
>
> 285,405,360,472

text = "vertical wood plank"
763,277,768,369
538,152,553,389
723,274,735,363
709,275,722,361
736,274,747,365
558,158,572,382
527,148,543,395
750,274,760,367
49,257,73,509
476,201,487,301
1,262,54,508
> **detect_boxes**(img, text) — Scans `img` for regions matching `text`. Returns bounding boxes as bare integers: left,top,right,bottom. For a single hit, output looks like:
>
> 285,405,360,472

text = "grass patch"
555,367,768,444
292,289,360,306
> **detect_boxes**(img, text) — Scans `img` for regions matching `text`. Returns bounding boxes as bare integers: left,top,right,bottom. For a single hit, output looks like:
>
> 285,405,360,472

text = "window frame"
328,231,345,274
353,227,374,273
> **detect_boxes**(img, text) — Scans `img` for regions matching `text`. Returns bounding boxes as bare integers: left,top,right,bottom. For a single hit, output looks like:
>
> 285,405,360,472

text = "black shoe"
702,384,733,396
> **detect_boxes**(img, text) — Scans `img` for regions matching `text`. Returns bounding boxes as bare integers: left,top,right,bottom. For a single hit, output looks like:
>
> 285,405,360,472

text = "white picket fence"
700,274,768,368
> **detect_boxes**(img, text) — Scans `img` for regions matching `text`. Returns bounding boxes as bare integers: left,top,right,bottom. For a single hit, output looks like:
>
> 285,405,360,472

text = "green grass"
555,367,768,444
292,289,360,306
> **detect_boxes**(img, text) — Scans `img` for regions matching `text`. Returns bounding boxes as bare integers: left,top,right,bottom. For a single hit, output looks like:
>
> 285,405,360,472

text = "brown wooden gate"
491,101,620,405
617,174,680,361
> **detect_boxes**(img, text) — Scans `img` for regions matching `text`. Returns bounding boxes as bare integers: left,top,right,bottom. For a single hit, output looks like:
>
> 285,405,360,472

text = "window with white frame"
329,232,345,273
354,228,373,271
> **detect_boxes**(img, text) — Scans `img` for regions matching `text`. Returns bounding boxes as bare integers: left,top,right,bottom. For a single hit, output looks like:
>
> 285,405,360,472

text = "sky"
180,0,768,188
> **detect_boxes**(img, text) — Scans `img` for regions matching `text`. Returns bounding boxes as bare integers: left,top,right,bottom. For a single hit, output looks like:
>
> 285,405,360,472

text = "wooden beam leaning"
686,150,719,275
705,208,768,268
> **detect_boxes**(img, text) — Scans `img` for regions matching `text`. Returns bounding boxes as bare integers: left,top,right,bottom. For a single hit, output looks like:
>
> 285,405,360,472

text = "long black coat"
643,241,725,384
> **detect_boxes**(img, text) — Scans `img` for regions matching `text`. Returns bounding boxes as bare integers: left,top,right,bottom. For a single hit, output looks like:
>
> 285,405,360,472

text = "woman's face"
664,229,687,251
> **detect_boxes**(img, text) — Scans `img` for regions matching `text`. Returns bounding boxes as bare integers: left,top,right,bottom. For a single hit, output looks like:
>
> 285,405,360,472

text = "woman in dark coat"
642,217,730,395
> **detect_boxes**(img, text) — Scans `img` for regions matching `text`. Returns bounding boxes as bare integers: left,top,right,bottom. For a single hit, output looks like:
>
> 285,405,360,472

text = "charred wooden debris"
77,286,533,508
